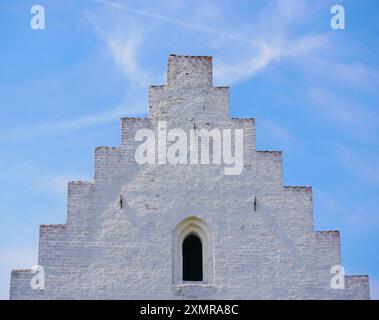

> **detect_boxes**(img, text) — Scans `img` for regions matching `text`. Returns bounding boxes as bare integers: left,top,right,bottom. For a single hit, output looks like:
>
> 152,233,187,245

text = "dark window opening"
182,234,203,281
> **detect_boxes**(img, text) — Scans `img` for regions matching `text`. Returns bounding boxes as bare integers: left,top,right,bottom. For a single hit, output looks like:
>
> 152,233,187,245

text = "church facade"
10,55,370,299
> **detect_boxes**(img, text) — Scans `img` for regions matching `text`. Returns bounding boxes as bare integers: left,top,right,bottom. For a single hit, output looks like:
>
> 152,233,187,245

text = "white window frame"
172,216,214,285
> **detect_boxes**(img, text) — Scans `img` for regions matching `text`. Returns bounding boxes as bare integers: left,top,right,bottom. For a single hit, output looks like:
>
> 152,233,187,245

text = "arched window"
182,234,203,281
173,216,214,284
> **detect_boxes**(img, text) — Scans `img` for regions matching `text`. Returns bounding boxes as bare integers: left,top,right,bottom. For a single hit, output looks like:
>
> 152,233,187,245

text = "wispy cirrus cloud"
0,101,145,141
214,33,329,85
2,0,353,140
0,8,152,141
214,45,280,85
88,0,266,48
89,0,330,85
85,6,155,87
105,32,151,86
3,0,377,139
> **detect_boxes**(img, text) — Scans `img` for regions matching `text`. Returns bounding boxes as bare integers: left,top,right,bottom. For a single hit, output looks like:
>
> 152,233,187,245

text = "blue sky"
0,0,378,299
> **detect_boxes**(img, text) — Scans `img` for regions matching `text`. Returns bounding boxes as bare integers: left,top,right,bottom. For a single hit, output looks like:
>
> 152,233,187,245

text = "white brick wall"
10,55,370,300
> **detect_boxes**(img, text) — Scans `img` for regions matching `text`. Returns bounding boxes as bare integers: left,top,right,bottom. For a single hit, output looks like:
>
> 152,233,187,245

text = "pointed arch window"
173,217,214,284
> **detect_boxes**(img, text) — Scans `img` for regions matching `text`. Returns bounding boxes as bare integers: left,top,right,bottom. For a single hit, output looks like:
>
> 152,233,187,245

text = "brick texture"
9,54,370,300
